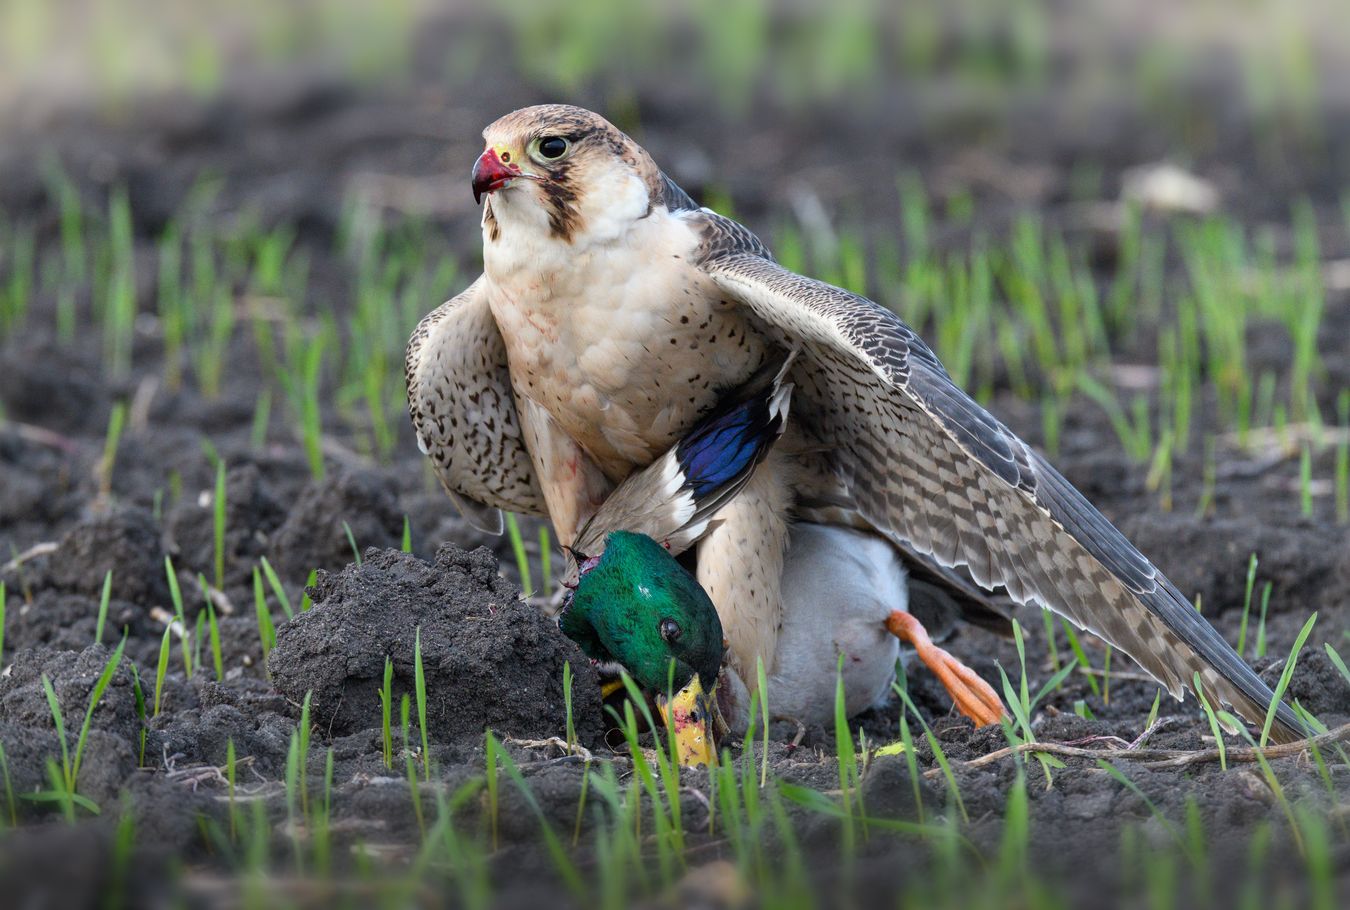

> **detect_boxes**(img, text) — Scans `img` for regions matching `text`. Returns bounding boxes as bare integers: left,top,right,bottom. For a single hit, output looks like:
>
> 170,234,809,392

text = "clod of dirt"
268,545,604,751
0,720,60,797
150,678,298,777
0,645,142,804
4,590,143,656
267,468,407,581
0,429,89,539
166,462,287,591
861,753,936,820
37,506,170,607
1259,648,1350,726
0,335,112,436
1120,512,1337,616
0,645,142,747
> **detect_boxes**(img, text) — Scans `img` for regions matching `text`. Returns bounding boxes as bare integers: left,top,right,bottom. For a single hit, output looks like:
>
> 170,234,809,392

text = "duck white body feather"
720,522,909,730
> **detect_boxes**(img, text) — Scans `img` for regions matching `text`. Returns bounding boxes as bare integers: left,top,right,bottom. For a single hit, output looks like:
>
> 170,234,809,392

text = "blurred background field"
4,0,1350,525
0,2,1347,908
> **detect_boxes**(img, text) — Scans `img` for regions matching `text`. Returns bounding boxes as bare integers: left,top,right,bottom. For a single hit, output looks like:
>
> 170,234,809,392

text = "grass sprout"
414,627,430,780
94,571,113,646
892,674,968,823
212,459,227,589
562,661,576,753
505,512,532,596
29,639,125,820
485,732,585,900
998,619,1074,785
1261,612,1316,747
151,626,172,718
1192,672,1227,771
198,573,224,682
97,401,128,501
258,557,294,621
379,655,395,770
0,741,16,827
253,567,277,665
163,557,192,677
342,521,362,566
1237,553,1259,658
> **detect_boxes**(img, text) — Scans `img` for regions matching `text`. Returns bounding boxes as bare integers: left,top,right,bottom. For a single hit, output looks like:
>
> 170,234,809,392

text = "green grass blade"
1192,671,1227,771
94,571,112,646
1261,612,1316,746
342,521,362,566
1324,644,1350,686
152,626,172,717
72,638,125,787
414,627,430,781
200,575,224,682
213,458,227,589
504,513,532,596
253,568,276,665
258,557,293,620
40,675,71,790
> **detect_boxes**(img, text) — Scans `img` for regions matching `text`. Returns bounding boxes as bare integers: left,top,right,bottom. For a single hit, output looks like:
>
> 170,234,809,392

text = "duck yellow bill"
657,677,719,768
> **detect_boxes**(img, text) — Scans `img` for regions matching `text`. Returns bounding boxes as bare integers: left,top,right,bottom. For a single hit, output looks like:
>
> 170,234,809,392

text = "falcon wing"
405,277,545,533
693,212,1305,742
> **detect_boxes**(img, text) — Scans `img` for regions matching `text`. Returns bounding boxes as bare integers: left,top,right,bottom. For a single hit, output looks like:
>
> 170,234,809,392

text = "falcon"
406,104,1305,742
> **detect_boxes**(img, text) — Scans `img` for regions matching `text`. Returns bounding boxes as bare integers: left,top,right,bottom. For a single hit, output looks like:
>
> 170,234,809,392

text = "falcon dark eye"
537,136,569,160
659,618,682,644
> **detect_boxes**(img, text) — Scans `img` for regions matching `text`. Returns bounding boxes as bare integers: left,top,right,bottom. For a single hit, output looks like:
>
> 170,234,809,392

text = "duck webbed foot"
885,610,1005,728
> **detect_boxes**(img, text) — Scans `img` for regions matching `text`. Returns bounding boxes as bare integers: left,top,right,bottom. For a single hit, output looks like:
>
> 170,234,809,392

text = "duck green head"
560,531,724,693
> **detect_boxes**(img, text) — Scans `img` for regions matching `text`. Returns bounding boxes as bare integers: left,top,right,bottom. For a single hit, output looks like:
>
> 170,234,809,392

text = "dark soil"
269,545,604,750
1,7,1348,909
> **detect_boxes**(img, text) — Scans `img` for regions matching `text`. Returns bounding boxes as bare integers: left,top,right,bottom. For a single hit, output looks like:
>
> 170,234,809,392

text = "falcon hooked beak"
472,147,531,204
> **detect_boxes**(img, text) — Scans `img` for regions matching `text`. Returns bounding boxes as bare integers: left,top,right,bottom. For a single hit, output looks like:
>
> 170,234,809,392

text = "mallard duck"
557,363,1002,764
556,357,791,764
406,104,1305,743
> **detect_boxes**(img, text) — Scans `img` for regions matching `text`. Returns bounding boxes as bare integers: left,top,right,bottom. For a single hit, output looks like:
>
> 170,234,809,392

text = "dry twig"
921,722,1350,780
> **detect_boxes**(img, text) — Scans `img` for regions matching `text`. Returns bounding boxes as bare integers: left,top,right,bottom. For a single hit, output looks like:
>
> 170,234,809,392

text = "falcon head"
472,104,687,245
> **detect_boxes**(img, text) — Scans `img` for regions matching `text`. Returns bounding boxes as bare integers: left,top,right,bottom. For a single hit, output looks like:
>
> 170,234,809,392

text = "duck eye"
536,136,569,160
659,618,681,644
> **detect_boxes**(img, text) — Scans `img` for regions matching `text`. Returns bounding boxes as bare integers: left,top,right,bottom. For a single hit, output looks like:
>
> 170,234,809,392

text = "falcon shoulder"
689,209,1306,742
405,276,545,534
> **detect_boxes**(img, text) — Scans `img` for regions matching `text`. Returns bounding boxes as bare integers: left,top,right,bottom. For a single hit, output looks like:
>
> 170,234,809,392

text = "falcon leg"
885,610,1005,727
695,451,794,682
515,395,613,546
